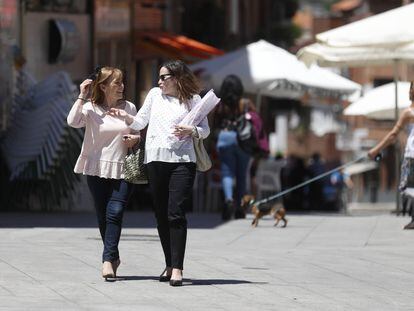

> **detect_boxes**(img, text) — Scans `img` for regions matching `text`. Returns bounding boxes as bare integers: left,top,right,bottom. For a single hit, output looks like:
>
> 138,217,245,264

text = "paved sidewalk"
0,210,413,311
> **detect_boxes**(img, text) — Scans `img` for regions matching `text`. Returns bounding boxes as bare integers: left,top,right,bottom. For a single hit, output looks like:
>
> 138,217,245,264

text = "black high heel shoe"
159,268,171,282
112,258,121,277
169,279,183,287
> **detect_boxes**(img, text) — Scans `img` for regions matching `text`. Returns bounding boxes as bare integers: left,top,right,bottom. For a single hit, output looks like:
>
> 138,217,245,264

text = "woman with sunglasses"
109,60,210,286
67,67,140,280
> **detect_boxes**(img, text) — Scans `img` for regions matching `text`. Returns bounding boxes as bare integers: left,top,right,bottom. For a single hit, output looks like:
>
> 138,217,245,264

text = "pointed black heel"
159,268,172,282
169,279,183,287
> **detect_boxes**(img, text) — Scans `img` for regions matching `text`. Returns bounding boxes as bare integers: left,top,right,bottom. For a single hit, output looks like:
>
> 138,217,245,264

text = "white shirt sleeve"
195,116,210,139
129,88,154,131
191,95,210,139
126,101,139,134
67,101,88,128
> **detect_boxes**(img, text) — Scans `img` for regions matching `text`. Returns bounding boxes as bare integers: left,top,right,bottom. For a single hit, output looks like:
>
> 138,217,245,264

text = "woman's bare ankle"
171,268,182,280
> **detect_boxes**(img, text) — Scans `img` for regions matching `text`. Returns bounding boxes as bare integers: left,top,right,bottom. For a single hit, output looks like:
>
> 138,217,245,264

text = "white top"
405,124,414,158
129,87,210,164
67,100,137,179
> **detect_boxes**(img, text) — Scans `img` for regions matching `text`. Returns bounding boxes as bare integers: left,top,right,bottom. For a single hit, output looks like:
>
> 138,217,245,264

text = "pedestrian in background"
215,75,251,220
307,152,326,210
67,67,140,280
368,81,414,229
109,60,210,286
323,160,353,211
239,98,269,156
239,98,269,197
280,155,307,210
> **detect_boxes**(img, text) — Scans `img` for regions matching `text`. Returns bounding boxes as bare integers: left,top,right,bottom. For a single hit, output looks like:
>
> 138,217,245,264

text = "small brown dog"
241,195,288,228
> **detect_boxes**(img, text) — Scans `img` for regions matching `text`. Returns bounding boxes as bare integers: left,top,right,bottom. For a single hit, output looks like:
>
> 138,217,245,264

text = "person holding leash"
368,81,414,229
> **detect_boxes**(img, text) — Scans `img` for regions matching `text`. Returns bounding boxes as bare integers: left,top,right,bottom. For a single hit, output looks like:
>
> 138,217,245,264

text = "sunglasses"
159,74,173,81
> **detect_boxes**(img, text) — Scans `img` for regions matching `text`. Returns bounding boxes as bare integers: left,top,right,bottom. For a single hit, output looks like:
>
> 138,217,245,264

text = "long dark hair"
218,74,244,119
161,60,201,107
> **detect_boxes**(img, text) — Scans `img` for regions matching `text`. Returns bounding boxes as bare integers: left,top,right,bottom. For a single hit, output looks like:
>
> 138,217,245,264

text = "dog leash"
252,155,377,208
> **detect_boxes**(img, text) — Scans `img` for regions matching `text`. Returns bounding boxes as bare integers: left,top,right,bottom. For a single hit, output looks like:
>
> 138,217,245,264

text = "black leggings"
147,161,196,270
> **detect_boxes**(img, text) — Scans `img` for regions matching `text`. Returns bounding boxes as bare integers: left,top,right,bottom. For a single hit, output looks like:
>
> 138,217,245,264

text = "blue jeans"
217,130,251,205
86,176,133,262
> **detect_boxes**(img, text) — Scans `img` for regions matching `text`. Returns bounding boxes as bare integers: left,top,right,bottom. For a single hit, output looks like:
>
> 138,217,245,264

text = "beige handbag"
193,138,212,172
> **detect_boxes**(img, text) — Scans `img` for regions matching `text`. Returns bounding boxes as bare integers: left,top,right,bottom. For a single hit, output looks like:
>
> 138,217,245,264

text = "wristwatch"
192,126,199,138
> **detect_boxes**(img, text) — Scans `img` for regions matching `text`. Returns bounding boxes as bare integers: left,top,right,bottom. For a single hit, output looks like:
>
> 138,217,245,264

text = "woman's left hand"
107,108,134,125
173,125,193,139
122,134,141,148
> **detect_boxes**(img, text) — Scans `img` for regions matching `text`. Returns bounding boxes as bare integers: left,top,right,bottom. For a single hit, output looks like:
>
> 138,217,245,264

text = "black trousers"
147,161,196,270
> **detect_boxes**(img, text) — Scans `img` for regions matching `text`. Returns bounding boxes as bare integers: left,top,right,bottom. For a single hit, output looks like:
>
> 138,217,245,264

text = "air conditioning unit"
48,19,80,63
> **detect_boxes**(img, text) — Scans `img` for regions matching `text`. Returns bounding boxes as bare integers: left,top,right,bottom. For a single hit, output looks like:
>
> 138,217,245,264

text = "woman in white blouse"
67,67,139,280
109,60,210,286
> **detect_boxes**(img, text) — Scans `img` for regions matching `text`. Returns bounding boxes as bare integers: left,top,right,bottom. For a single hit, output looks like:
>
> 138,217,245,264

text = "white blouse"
129,87,210,164
405,124,414,158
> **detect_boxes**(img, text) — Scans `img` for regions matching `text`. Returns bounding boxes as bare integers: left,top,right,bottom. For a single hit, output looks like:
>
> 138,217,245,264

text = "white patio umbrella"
297,4,414,120
297,4,414,68
344,82,411,120
190,40,360,100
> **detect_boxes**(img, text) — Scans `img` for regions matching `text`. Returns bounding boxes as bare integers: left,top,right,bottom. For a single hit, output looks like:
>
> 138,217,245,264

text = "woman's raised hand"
107,108,134,125
79,79,93,99
108,108,126,118
367,149,376,160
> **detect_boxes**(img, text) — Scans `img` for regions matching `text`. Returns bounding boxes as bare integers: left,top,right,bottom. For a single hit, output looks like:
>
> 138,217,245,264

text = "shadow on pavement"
115,276,267,286
0,211,224,229
187,279,268,286
116,275,159,281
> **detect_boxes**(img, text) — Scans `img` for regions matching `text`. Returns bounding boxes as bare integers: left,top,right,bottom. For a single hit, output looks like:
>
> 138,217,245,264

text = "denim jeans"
147,162,196,270
86,176,133,262
217,130,251,205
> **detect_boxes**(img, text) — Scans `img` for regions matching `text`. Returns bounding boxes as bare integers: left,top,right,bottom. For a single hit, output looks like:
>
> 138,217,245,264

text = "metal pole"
256,88,262,112
394,60,401,214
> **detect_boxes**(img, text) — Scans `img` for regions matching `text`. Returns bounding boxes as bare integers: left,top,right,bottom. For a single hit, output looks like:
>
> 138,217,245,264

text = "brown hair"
161,60,201,108
90,67,124,106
